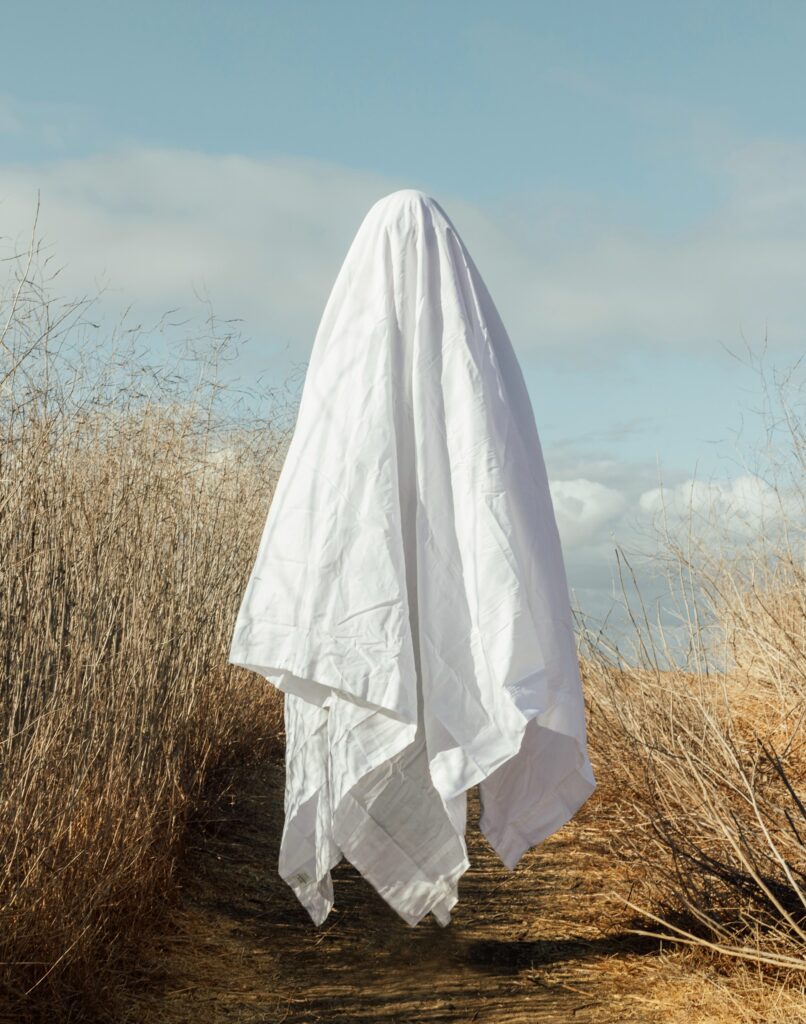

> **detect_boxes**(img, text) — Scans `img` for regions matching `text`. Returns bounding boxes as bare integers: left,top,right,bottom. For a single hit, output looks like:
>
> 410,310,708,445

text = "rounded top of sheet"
367,188,452,230
374,187,435,209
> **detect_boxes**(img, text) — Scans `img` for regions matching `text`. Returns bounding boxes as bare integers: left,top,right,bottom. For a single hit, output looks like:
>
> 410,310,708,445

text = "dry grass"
2,204,805,1022
0,208,291,1021
577,340,806,991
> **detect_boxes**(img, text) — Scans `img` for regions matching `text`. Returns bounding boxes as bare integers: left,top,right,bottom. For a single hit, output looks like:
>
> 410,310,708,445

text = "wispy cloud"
1,142,800,638
0,148,403,362
470,153,806,362
1,142,803,374
0,92,93,149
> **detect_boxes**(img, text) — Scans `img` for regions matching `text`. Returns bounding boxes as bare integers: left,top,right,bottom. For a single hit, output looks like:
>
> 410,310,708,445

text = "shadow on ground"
126,752,665,1024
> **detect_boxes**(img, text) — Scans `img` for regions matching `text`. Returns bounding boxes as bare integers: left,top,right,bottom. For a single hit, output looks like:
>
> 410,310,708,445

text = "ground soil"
121,749,736,1024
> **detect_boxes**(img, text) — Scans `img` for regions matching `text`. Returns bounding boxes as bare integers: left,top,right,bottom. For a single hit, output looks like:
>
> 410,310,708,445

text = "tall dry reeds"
4,193,805,1021
0,204,293,1021
579,340,806,992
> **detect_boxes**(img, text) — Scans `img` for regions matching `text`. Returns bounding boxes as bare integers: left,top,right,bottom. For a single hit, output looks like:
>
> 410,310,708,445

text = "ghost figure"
229,189,597,927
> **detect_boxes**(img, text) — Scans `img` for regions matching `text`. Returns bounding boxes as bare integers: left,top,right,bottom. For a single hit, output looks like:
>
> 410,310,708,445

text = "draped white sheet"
229,189,597,927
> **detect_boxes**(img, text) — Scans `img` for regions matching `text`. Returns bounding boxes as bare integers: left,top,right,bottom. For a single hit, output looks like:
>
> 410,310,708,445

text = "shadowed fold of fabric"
229,189,597,927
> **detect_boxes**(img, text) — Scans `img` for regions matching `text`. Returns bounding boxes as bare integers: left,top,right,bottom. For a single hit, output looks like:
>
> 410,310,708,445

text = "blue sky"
2,1,804,644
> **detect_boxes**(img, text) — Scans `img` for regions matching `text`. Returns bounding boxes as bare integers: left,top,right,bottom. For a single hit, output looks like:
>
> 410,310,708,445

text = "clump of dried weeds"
0,200,291,1021
578,338,806,1001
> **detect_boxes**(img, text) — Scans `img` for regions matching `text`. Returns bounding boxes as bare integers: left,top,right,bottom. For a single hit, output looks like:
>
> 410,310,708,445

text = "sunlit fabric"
229,189,597,927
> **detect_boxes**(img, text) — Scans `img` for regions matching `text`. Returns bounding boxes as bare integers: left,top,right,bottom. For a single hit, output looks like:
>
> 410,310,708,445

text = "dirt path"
124,751,687,1024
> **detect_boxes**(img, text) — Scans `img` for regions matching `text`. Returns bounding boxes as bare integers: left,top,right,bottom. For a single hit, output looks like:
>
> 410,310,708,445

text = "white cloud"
466,209,806,362
2,143,802,654
550,477,628,548
0,149,403,356
1,141,804,385
539,455,804,647
638,472,803,538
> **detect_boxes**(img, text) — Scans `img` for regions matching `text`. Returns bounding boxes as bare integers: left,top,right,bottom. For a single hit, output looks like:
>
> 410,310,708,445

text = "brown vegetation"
577,340,806,988
0,210,288,1021
2,210,804,1022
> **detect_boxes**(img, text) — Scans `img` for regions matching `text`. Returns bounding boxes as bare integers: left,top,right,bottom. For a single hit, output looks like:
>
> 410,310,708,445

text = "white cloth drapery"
229,189,597,927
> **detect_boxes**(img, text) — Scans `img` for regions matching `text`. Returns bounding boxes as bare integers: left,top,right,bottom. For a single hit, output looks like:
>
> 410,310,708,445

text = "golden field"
2,231,804,1023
